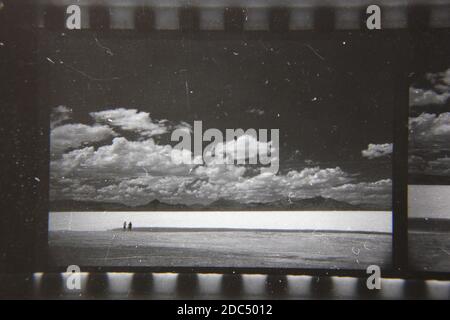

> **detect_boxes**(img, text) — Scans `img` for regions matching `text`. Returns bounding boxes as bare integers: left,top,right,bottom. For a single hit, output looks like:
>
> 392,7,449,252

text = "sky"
408,33,450,184
41,32,394,208
409,67,450,181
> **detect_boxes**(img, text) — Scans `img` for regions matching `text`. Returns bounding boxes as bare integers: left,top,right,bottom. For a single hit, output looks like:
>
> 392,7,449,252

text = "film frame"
0,0,449,283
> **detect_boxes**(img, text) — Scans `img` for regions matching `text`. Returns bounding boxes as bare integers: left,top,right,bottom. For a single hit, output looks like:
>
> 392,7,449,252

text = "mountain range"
50,196,389,212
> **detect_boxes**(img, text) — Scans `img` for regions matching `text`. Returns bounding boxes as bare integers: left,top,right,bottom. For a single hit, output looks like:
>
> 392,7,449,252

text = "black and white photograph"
42,32,395,270
4,0,450,303
408,37,450,272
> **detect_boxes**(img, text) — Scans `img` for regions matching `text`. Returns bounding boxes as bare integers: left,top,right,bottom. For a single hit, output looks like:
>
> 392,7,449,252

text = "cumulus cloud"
50,123,116,155
194,161,246,184
50,105,72,129
212,133,277,164
52,136,391,207
174,121,193,133
322,179,392,207
52,163,391,208
51,137,195,177
426,157,450,176
90,108,169,137
425,68,450,93
408,111,450,176
281,167,352,190
408,155,427,174
214,167,354,204
409,112,450,147
95,175,197,205
408,69,450,178
361,143,393,159
189,167,351,203
50,108,391,208
408,154,450,177
51,134,391,207
410,68,450,107
409,87,450,107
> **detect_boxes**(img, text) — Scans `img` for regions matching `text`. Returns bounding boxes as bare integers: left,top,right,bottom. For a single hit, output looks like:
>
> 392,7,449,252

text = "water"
49,211,392,233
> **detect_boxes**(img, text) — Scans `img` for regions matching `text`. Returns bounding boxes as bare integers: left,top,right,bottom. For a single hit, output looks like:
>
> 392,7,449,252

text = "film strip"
1,0,450,31
1,0,450,300
0,272,449,299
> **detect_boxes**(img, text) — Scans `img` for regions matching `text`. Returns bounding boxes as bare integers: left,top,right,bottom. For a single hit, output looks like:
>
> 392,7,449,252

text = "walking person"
128,221,132,231
123,221,127,230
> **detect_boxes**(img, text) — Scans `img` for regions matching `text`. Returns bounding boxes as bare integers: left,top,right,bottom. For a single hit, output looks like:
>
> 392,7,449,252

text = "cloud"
361,143,393,159
50,108,391,208
213,133,277,163
50,123,116,155
408,154,450,177
50,134,391,207
410,68,450,107
52,139,390,206
425,68,450,93
322,179,392,207
51,137,195,178
281,167,352,190
409,87,450,107
409,112,450,148
408,69,450,177
52,162,391,208
174,121,193,134
408,155,427,174
194,161,246,184
90,108,169,137
425,157,450,176
191,165,347,203
50,105,72,129
95,175,196,205
408,111,450,176
210,167,354,204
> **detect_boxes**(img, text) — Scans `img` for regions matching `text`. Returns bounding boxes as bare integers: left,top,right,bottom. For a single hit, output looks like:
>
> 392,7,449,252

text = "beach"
49,228,392,269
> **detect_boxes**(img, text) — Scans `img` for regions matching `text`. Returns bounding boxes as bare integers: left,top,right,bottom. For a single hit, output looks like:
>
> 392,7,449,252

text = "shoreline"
50,227,392,235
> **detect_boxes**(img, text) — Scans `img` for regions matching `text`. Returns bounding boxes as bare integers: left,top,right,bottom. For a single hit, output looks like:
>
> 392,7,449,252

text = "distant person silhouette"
128,222,132,231
123,221,127,230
